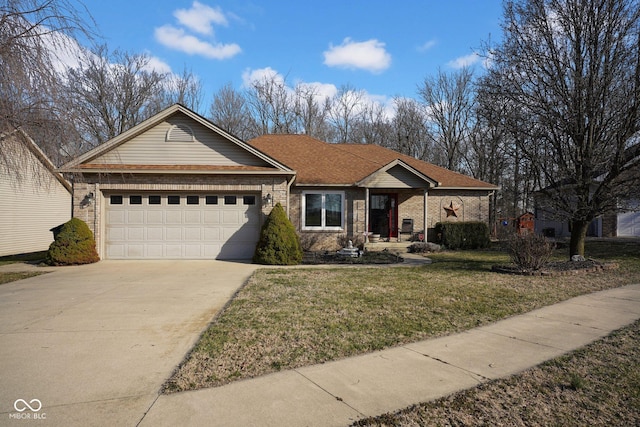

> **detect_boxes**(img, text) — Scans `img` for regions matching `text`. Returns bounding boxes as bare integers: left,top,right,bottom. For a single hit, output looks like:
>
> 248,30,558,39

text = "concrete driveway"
0,260,257,426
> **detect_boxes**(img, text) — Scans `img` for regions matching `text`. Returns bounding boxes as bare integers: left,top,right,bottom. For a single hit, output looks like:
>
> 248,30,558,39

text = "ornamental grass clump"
507,232,554,271
253,203,302,265
46,218,99,265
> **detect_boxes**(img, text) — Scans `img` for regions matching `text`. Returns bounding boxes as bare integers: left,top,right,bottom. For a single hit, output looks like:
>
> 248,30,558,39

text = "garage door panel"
147,227,163,240
127,245,144,258
128,227,144,240
204,211,220,224
107,227,125,241
108,210,125,224
147,211,163,224
184,244,202,258
146,244,163,258
105,192,260,260
204,228,220,240
184,211,201,224
166,227,183,241
165,244,182,258
127,211,144,224
107,244,125,258
184,227,202,240
165,211,182,224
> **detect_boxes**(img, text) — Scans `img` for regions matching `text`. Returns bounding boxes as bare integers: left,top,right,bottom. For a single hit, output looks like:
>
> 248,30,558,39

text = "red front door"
369,194,398,238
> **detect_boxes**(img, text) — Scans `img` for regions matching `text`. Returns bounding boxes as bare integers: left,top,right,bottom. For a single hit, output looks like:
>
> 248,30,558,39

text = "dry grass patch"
0,271,46,285
352,320,640,426
164,239,640,393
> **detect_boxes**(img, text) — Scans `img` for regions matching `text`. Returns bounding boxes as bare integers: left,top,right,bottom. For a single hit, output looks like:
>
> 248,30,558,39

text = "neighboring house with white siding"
0,130,72,256
60,104,499,260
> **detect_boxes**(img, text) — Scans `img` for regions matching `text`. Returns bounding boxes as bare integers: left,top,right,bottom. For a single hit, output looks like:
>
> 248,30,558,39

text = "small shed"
517,212,535,235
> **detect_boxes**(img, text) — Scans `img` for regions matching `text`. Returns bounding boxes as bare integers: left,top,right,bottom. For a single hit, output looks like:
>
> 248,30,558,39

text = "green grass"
164,239,640,393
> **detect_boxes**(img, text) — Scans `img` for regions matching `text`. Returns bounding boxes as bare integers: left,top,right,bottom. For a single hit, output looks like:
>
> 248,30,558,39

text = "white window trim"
302,191,345,231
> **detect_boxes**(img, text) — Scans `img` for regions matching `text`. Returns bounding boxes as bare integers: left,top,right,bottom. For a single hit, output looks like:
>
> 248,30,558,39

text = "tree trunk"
569,219,589,258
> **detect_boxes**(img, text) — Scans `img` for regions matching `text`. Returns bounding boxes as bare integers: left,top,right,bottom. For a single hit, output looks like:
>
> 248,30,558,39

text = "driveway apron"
0,260,257,426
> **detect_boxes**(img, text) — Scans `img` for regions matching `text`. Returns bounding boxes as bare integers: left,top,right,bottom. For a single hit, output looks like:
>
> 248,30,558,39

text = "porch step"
364,241,414,253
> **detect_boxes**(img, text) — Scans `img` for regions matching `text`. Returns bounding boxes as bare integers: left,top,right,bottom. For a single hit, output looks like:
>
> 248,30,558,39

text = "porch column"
364,187,370,243
423,188,428,242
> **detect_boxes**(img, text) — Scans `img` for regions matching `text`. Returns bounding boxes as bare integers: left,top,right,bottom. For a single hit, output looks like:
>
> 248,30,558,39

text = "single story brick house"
60,104,498,260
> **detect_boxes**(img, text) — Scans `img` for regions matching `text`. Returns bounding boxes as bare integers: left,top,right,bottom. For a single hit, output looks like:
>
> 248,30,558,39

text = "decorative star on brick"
444,201,460,218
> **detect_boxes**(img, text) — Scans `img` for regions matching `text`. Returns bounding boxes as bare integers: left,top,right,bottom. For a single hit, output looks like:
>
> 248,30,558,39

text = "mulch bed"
492,259,619,276
302,250,404,265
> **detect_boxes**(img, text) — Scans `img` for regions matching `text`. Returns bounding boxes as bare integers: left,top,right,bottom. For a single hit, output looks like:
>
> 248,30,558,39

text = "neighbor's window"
224,195,237,205
205,195,218,205
148,195,161,205
186,195,199,205
167,195,180,205
129,195,142,205
302,191,344,230
110,195,123,205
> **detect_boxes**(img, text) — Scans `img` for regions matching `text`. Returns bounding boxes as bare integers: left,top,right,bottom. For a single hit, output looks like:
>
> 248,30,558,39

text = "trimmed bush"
253,203,302,265
434,221,490,250
46,218,99,265
506,232,554,270
408,242,442,253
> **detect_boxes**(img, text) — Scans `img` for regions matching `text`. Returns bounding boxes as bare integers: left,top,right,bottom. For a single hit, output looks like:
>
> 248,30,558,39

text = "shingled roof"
248,134,498,189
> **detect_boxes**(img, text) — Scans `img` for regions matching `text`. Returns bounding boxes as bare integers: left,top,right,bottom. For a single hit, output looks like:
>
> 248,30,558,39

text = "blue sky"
82,1,504,113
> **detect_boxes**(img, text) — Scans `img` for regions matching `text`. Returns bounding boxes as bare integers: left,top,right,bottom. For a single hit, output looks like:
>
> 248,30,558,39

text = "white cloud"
418,39,437,52
143,55,173,74
297,81,338,100
241,66,285,88
174,1,227,35
155,25,241,60
447,52,481,69
323,38,391,73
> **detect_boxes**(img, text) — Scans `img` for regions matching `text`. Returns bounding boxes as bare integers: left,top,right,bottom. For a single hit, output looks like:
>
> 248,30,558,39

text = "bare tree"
0,0,94,166
483,0,640,257
328,84,366,143
293,83,332,140
352,102,392,145
418,67,476,171
63,45,166,149
163,67,204,113
245,73,297,135
209,82,255,140
390,97,434,161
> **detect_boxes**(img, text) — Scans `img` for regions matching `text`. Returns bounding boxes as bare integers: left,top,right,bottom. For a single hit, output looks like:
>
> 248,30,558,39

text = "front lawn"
164,239,640,393
353,319,640,426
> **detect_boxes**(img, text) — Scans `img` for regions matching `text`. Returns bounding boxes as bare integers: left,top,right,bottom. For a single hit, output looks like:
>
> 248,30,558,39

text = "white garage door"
105,193,261,259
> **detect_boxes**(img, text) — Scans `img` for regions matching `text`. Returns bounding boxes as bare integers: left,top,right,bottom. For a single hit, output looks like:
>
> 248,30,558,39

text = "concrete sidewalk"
140,284,640,427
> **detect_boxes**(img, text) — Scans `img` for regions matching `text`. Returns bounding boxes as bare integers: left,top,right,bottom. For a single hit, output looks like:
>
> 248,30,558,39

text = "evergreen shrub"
253,203,302,265
434,221,490,250
46,218,100,265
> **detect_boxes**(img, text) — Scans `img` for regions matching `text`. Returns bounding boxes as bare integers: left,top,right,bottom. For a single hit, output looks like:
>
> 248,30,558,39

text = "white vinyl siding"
0,149,71,257
92,112,269,167
104,193,260,259
365,165,430,188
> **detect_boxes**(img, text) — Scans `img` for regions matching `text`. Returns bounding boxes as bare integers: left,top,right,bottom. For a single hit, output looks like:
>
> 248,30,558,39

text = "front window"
303,192,344,230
